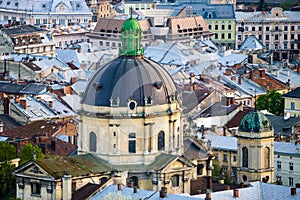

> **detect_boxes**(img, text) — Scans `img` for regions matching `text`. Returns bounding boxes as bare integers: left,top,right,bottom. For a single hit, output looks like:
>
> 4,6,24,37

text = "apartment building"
236,7,300,62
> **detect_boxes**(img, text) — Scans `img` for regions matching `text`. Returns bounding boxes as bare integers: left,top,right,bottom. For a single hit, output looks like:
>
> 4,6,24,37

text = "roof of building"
204,134,237,152
274,142,300,156
183,138,208,160
218,54,248,66
239,109,272,132
250,69,288,91
267,69,300,90
166,15,210,34
0,82,47,94
283,87,300,98
181,86,210,115
236,7,300,22
72,183,102,200
222,75,267,96
239,35,265,52
194,181,300,200
0,0,91,14
90,184,199,200
194,102,240,118
187,3,236,19
36,153,112,179
81,56,178,107
93,17,151,33
1,25,47,36
226,107,254,128
267,115,300,136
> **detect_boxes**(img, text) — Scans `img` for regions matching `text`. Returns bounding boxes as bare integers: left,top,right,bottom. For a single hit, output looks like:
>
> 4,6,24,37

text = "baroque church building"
78,14,196,193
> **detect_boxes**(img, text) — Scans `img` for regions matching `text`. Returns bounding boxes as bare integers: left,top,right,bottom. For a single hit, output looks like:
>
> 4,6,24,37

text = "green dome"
239,110,272,132
121,16,141,32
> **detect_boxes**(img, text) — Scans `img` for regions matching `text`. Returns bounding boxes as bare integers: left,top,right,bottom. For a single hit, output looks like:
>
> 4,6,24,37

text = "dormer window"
7,1,10,5
15,2,18,6
77,4,80,9
42,4,46,8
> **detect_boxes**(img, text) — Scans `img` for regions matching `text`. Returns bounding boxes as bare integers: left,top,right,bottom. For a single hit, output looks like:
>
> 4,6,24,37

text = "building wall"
284,96,300,118
79,103,183,165
237,133,274,183
236,8,300,62
86,0,112,22
274,153,300,187
206,19,236,50
214,149,238,181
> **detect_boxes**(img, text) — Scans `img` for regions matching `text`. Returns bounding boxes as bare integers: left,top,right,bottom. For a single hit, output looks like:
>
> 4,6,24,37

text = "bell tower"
237,109,274,184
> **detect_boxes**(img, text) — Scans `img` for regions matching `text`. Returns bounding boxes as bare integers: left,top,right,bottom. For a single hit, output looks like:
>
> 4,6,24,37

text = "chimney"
291,188,296,196
62,174,72,200
37,96,41,101
4,97,9,115
260,69,266,78
15,96,19,103
297,67,300,73
193,82,199,90
133,186,137,193
117,183,121,191
49,100,53,108
51,138,56,151
64,85,71,95
205,193,211,200
233,189,239,198
238,76,242,85
159,187,167,198
70,77,78,85
231,76,236,81
0,121,3,133
225,68,231,76
20,99,26,109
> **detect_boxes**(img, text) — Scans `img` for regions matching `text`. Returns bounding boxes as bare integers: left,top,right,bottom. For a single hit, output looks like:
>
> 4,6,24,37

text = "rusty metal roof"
36,154,112,179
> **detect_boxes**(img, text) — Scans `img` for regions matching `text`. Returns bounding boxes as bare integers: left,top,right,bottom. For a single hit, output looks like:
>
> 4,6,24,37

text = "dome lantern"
119,9,144,56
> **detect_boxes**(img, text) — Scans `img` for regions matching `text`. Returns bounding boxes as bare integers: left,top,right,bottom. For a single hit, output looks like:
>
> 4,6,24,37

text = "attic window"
15,2,18,6
0,1,2,5
7,1,10,5
76,4,80,8
42,4,46,8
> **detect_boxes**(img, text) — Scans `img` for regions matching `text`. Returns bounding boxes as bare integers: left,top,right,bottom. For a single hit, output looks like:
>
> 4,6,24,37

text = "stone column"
144,123,149,153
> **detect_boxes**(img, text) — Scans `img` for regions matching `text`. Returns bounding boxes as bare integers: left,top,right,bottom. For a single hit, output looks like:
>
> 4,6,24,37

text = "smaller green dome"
121,16,141,32
239,110,272,132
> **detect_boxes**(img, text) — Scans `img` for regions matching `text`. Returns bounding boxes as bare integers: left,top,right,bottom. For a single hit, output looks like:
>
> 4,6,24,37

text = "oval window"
129,102,136,110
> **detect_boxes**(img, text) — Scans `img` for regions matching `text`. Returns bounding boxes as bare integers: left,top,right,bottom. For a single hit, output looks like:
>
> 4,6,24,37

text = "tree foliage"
212,159,221,177
280,0,298,10
0,163,16,198
257,0,267,11
19,144,44,164
256,90,284,115
0,141,16,162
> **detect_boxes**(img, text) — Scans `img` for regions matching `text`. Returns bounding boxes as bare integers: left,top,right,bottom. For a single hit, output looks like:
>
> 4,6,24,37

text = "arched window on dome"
264,147,270,168
158,131,165,151
128,133,136,153
90,132,97,152
242,147,248,168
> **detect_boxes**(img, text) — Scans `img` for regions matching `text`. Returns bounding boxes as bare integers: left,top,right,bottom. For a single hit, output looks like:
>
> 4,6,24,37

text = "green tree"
0,163,16,198
0,141,16,162
280,0,298,10
256,90,284,115
212,160,221,177
257,0,267,11
19,144,44,164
